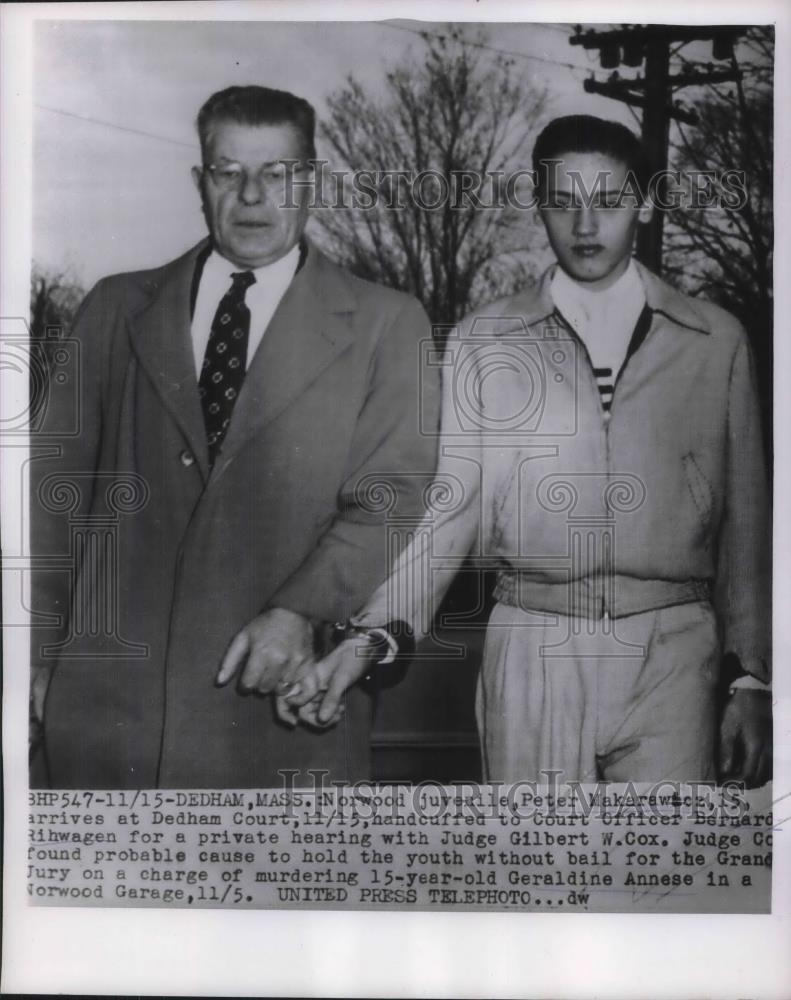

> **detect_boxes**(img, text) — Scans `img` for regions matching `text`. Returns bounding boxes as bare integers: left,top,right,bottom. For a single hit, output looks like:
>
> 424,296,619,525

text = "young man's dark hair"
532,114,651,201
196,84,317,160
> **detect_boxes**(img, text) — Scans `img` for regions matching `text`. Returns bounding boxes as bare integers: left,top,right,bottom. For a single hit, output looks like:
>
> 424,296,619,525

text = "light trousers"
477,600,720,783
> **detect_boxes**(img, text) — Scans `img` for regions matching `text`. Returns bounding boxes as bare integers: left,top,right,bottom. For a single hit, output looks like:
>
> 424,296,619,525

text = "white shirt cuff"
729,675,772,694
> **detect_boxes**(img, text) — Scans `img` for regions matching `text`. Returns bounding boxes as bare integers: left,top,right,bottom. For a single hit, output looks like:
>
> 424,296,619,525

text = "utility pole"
570,25,744,273
639,37,670,270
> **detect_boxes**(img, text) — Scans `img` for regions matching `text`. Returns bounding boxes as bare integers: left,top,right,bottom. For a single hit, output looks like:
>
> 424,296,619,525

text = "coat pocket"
682,451,714,532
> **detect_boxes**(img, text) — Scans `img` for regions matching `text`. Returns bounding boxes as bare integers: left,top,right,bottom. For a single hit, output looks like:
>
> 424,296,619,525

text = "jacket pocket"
682,451,714,532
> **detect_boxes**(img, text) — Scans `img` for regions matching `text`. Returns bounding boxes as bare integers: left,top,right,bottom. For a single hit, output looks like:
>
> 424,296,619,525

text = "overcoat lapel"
128,241,211,477
215,246,356,470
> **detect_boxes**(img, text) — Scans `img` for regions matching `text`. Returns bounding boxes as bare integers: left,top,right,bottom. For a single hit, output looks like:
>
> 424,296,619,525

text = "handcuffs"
330,619,415,689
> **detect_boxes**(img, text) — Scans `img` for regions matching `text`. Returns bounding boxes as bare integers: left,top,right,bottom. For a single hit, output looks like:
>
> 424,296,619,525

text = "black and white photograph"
2,1,790,996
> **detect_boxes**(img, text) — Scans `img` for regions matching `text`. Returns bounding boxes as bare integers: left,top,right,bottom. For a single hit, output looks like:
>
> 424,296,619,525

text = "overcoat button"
179,450,195,467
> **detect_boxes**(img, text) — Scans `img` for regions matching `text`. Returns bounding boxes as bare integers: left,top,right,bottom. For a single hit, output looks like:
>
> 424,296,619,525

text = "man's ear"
191,165,203,192
637,199,654,225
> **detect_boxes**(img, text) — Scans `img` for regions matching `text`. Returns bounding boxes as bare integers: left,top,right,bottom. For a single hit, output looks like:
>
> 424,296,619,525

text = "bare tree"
663,27,773,415
28,265,86,759
312,26,547,325
28,265,85,422
30,265,85,341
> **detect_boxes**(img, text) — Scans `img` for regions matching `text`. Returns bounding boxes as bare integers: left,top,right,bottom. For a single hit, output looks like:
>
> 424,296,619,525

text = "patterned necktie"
198,270,256,466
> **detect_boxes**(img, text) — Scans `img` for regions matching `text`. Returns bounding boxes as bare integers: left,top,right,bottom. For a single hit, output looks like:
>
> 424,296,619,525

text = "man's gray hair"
197,85,317,160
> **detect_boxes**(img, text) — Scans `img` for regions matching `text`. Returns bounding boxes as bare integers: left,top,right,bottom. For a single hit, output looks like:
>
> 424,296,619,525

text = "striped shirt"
550,261,646,415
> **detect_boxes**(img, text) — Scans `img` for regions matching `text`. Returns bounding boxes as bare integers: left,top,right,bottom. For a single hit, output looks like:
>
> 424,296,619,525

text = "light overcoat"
32,240,439,788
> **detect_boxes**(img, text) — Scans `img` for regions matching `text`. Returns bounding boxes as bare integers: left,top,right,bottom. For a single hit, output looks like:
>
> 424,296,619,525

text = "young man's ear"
637,199,654,225
191,165,203,192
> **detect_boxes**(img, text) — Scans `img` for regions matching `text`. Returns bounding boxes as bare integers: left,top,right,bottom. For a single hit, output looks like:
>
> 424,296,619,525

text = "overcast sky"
34,18,647,287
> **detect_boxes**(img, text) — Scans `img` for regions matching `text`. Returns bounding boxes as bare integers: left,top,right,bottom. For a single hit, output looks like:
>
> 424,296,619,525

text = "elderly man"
31,85,438,788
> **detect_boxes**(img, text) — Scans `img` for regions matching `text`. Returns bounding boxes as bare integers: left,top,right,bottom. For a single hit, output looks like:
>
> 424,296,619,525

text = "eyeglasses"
204,160,313,193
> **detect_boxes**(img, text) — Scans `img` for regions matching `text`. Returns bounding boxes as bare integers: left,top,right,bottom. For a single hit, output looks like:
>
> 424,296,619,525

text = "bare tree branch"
311,26,546,324
665,30,772,358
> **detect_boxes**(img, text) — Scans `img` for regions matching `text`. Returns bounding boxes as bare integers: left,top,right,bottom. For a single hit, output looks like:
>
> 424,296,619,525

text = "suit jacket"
31,239,439,788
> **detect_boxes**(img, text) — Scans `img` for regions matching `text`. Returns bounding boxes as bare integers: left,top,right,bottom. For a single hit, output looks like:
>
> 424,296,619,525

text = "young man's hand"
275,637,374,729
718,689,772,788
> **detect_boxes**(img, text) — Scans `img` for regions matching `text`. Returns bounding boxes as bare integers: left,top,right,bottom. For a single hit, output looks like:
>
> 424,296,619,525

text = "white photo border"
2,1,790,996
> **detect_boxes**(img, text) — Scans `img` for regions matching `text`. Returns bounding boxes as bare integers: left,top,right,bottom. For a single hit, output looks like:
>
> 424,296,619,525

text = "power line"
380,22,606,76
384,21,597,72
35,104,197,150
673,56,771,79
40,23,677,157
527,24,579,38
37,27,629,154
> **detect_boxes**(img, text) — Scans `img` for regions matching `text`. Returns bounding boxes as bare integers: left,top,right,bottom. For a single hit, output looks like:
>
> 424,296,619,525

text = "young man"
285,115,771,787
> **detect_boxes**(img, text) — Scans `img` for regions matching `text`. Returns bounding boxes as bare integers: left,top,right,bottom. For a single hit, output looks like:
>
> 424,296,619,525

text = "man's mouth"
235,220,270,229
572,244,605,258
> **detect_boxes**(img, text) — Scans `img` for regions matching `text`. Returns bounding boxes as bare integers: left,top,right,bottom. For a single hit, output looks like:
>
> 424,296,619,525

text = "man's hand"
276,637,374,729
216,608,314,696
29,665,50,760
718,689,773,788
30,664,49,728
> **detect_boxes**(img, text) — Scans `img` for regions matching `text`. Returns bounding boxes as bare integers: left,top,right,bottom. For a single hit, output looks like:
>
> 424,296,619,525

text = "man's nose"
573,206,598,236
238,172,267,206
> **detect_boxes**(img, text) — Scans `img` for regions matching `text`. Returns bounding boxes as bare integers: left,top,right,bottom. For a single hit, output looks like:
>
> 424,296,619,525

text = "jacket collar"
128,240,210,474
510,259,711,335
213,238,356,478
128,237,357,481
632,260,710,334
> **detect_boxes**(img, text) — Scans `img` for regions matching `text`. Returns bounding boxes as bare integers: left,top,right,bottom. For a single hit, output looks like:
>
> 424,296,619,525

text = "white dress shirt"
190,244,301,375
